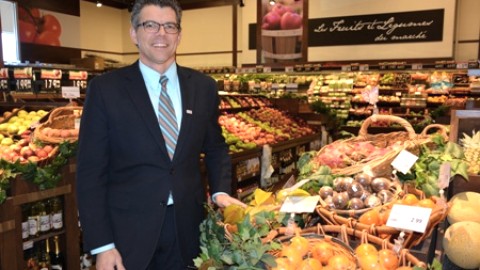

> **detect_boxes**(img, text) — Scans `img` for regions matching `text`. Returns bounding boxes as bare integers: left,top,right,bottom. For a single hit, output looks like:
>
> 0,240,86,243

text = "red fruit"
41,14,62,37
280,11,303,30
19,20,37,43
43,145,54,154
35,31,61,46
35,149,48,159
18,7,41,24
262,11,281,30
272,3,293,17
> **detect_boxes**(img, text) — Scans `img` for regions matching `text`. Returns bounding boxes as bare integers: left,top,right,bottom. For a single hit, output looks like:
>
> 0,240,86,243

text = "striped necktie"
158,75,178,159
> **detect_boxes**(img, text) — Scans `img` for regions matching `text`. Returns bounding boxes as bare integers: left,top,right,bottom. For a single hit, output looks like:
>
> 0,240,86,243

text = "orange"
355,243,378,258
272,257,293,270
327,254,356,270
281,245,303,268
417,198,436,209
311,241,334,265
400,194,419,206
359,209,381,225
298,258,323,270
378,249,399,270
290,234,310,257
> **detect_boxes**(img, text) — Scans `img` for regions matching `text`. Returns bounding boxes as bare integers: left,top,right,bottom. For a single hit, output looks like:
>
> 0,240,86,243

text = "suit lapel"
122,62,171,159
174,66,195,161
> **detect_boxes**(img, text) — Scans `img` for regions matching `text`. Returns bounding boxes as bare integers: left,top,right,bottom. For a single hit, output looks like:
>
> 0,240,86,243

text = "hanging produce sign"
13,67,33,91
308,9,444,46
0,68,9,91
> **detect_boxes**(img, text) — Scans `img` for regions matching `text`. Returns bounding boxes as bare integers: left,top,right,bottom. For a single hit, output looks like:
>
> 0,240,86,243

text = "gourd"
447,191,480,225
443,221,480,269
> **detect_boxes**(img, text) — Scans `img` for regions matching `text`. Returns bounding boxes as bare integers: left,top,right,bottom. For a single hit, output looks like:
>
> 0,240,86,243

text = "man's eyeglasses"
136,21,180,34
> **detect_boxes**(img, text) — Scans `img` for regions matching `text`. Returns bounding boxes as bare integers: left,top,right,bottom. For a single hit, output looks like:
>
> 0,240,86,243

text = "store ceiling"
83,0,236,10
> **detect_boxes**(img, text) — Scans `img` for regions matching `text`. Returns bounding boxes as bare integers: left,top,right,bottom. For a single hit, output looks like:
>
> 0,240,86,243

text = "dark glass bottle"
50,236,64,270
37,240,51,270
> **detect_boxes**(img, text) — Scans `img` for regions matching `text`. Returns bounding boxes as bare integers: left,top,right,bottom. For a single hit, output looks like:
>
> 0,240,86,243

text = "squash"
443,221,480,269
447,191,480,225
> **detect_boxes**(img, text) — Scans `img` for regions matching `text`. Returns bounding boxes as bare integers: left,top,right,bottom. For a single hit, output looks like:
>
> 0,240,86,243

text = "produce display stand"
0,159,80,270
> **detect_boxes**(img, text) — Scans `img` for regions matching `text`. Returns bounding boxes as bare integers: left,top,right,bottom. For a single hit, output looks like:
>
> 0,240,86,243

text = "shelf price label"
386,204,432,233
341,65,351,72
62,86,80,99
280,195,320,214
285,66,294,73
411,63,423,70
0,68,8,91
456,62,469,69
359,64,369,71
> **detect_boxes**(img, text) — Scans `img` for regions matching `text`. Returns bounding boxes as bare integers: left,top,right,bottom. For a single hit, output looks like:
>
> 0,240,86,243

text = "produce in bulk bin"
317,184,449,249
300,224,431,270
33,106,82,144
303,115,420,178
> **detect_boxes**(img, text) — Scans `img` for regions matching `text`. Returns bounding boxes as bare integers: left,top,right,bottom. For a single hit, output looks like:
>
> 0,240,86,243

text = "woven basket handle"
420,124,449,140
358,114,416,140
48,106,83,122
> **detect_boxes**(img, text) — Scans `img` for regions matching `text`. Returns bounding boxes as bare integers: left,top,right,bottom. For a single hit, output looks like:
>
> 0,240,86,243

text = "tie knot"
160,75,168,87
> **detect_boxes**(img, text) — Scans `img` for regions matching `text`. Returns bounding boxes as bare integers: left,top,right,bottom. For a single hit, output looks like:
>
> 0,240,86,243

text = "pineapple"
460,130,480,175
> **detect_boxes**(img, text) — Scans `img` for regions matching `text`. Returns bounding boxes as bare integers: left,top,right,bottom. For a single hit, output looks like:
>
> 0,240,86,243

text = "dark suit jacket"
76,61,232,268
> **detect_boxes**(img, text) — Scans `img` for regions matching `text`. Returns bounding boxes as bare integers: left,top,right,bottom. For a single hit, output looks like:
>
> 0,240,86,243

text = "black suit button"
169,168,174,175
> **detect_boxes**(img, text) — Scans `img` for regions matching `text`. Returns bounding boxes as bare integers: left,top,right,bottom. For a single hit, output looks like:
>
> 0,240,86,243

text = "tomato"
378,249,399,270
19,20,37,43
311,241,334,265
41,14,62,37
35,31,61,46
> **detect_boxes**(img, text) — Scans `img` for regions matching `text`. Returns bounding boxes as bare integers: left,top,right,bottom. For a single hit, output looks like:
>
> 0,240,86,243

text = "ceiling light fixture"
96,1,103,7
269,0,276,6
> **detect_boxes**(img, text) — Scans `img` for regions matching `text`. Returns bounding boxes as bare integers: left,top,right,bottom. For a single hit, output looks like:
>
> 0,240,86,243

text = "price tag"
456,62,468,69
391,150,418,174
341,65,351,72
411,63,423,70
23,240,34,250
437,162,451,189
286,83,298,89
359,64,369,71
280,195,320,213
263,66,272,73
395,92,402,97
285,66,294,72
62,86,80,99
386,204,432,233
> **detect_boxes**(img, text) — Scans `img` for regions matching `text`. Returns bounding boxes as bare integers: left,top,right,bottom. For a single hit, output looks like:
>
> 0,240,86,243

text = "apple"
35,149,48,159
262,11,281,30
271,3,293,17
20,146,34,158
43,145,54,154
280,11,303,30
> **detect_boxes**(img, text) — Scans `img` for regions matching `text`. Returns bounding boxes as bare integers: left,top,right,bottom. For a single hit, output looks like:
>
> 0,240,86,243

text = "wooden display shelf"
0,159,80,270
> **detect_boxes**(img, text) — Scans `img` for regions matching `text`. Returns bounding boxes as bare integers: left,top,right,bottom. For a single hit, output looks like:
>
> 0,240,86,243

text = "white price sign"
62,86,80,99
386,204,432,233
391,150,418,174
280,195,320,213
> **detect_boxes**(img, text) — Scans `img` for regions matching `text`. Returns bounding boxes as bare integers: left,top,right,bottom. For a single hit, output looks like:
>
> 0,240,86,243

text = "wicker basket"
314,114,420,177
316,183,449,249
33,106,82,144
302,224,428,268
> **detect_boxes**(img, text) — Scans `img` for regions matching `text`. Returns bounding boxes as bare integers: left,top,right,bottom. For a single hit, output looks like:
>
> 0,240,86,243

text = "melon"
443,221,480,269
447,191,480,225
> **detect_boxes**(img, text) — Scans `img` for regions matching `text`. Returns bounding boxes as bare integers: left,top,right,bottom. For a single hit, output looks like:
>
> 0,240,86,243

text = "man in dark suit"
76,0,246,269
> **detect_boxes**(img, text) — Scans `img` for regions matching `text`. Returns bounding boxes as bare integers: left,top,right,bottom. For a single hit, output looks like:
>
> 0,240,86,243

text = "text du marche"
313,17,434,34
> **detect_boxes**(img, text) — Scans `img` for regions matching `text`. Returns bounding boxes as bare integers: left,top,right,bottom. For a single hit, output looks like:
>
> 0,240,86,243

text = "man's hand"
95,248,126,270
214,193,247,208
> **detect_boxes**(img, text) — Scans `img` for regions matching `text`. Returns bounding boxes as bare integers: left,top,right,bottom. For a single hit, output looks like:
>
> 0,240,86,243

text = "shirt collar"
138,61,178,87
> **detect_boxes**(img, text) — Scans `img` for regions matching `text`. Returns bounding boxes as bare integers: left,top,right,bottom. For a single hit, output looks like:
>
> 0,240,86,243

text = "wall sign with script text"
308,9,444,47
